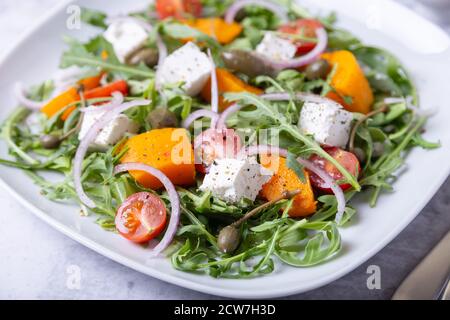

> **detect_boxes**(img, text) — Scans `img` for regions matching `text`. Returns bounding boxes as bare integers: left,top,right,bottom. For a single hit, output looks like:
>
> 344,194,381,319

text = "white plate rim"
0,0,449,299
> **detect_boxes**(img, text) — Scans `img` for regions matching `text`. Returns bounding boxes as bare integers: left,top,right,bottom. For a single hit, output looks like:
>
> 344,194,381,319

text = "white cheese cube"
299,101,354,148
157,42,212,96
104,20,148,63
200,158,273,204
78,108,140,150
256,33,297,62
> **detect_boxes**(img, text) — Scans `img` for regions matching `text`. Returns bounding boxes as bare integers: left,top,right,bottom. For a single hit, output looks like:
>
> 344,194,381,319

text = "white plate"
0,0,449,299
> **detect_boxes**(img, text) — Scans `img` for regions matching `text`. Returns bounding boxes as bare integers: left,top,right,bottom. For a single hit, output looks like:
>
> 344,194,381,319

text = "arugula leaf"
81,7,107,29
60,37,154,79
225,92,361,191
275,221,341,267
286,152,306,183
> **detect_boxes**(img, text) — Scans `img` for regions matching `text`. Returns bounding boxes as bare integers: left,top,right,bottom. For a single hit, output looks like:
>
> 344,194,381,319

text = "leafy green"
60,37,154,79
225,92,361,191
286,152,306,183
81,7,107,29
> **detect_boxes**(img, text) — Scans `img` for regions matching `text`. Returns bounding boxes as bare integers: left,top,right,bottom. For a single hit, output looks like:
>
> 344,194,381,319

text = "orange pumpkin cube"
201,68,263,110
321,50,374,114
120,128,196,189
183,18,242,44
260,155,316,217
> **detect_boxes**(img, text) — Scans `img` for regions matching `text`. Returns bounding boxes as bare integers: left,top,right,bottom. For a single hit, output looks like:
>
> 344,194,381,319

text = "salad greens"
0,0,438,279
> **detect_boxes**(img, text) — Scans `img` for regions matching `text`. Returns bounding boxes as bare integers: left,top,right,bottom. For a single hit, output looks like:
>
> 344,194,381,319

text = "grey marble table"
0,0,449,300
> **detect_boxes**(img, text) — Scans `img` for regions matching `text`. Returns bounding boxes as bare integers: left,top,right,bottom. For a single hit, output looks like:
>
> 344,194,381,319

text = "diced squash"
41,87,80,120
321,50,374,114
201,68,263,110
41,73,104,120
183,18,243,44
260,155,316,217
120,128,196,189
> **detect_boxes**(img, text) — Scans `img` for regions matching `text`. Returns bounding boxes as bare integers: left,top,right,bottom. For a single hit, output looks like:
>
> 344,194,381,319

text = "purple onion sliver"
207,49,219,118
80,92,124,113
182,109,219,129
14,82,48,110
216,103,242,130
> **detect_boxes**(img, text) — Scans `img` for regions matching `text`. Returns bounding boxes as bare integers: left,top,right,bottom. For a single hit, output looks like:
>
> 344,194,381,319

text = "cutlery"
392,231,450,300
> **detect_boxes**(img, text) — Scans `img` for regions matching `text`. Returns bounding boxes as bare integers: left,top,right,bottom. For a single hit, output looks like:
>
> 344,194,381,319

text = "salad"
0,0,439,278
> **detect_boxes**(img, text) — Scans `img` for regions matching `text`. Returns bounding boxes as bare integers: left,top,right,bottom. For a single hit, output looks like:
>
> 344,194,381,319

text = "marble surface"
0,0,449,300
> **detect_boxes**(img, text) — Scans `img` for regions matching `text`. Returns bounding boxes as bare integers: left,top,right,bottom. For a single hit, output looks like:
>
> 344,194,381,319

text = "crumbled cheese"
104,20,148,63
299,101,354,147
78,108,139,150
200,158,273,204
256,33,297,62
156,42,212,96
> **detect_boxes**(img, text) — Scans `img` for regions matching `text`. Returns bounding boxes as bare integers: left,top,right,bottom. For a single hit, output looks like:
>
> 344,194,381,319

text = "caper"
126,48,159,67
221,50,277,78
147,108,178,129
217,226,240,253
305,59,331,80
40,134,61,149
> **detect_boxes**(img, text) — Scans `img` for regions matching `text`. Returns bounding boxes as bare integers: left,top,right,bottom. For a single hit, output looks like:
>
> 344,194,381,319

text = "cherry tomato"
155,0,202,19
278,19,323,55
115,192,167,243
308,147,361,193
194,128,242,173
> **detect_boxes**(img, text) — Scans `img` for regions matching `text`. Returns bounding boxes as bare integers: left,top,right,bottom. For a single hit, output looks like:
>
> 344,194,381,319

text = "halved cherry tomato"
308,147,361,193
278,19,323,55
194,128,242,174
155,0,202,19
115,192,167,244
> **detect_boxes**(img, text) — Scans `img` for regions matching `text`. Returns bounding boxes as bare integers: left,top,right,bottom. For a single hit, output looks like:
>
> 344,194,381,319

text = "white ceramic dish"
0,0,449,299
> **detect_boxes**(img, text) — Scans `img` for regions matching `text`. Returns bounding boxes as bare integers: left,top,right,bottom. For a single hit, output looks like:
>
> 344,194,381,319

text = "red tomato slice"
278,19,323,55
308,147,361,193
115,192,167,244
194,128,242,173
155,0,202,19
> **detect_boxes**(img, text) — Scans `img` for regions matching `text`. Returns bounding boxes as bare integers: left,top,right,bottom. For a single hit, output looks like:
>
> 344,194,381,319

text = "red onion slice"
216,103,242,130
240,145,346,224
194,128,242,167
207,50,219,118
261,27,328,70
114,163,180,258
80,92,124,113
225,0,289,24
73,99,150,208
14,82,49,110
182,109,219,129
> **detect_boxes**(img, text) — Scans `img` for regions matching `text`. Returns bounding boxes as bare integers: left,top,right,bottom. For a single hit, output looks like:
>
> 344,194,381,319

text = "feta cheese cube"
157,42,212,96
256,33,297,62
299,101,354,148
104,20,148,63
200,158,273,204
78,108,140,150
